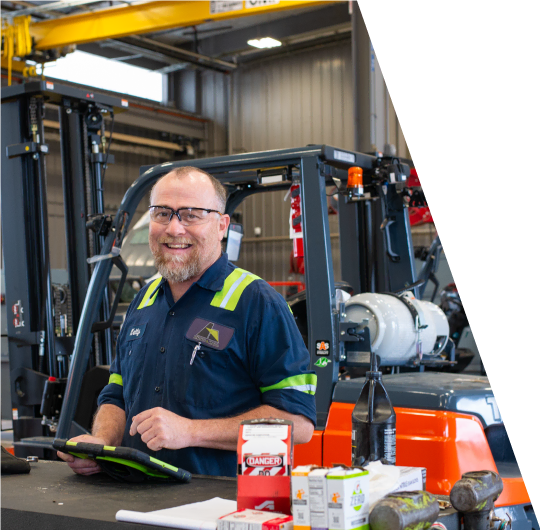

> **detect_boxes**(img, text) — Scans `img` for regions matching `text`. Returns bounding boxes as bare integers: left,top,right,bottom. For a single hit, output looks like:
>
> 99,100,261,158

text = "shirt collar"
195,253,229,292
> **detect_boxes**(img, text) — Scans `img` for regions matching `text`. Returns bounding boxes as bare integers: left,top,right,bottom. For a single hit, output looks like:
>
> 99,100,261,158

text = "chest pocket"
175,337,232,409
122,339,148,406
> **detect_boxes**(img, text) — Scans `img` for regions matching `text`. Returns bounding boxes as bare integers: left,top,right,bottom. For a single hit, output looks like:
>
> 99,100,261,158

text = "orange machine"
294,373,529,509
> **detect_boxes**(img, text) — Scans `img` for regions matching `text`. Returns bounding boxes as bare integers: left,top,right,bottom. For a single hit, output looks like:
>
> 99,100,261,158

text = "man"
59,167,316,477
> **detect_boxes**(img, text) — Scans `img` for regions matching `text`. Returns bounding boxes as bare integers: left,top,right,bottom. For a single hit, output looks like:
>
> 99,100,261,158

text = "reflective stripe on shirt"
210,268,261,311
260,374,317,395
137,277,162,310
108,373,123,386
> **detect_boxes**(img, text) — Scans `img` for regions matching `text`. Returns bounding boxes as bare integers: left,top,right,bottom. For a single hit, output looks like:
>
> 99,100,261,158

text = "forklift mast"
1,81,125,453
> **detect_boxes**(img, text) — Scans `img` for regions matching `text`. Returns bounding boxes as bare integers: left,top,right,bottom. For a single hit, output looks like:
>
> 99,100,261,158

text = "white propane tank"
343,292,450,365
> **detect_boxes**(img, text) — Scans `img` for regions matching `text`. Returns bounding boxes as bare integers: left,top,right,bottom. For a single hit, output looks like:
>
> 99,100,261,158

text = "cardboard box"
326,468,369,530
308,467,342,530
291,465,318,530
393,465,426,493
366,461,426,509
237,419,293,515
218,509,294,530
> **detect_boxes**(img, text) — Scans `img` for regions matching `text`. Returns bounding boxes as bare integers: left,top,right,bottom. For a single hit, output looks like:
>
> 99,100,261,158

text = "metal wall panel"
201,70,228,157
227,43,355,283
230,42,355,154
200,41,409,285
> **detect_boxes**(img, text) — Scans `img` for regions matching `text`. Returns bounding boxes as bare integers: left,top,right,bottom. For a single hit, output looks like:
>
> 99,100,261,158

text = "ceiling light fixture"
247,37,282,49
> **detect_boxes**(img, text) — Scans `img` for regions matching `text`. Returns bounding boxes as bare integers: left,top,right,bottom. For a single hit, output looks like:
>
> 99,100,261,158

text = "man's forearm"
92,404,126,446
189,405,314,451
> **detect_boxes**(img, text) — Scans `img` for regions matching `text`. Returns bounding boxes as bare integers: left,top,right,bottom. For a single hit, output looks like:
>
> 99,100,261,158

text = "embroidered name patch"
186,318,234,350
126,323,147,341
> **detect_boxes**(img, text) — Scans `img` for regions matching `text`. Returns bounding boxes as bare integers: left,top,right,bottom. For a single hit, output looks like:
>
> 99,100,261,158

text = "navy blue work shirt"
98,253,317,477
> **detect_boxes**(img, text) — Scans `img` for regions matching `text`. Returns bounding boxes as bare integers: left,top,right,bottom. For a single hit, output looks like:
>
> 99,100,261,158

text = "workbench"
2,460,237,530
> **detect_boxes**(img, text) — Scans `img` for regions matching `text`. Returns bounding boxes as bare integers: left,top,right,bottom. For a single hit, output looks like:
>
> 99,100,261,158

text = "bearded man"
58,167,316,477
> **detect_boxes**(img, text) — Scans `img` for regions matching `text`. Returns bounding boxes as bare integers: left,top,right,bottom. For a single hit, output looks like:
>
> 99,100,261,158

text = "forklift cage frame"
57,145,417,436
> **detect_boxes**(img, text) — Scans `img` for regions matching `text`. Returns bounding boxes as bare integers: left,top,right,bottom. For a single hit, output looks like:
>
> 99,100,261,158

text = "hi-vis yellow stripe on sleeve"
137,277,162,310
260,374,317,395
210,268,260,311
108,373,123,386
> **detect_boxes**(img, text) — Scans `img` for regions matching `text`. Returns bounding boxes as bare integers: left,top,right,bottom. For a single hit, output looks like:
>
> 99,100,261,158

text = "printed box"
326,468,369,530
308,467,342,530
237,419,293,515
218,509,294,530
393,465,426,493
291,465,318,530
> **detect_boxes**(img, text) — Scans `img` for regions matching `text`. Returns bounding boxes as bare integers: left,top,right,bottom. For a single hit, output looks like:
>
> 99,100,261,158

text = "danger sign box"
237,419,293,515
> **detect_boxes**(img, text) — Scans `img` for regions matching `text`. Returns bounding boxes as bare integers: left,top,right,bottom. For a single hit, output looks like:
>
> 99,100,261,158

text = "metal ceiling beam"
199,2,350,58
127,35,236,71
2,0,106,19
99,39,186,66
30,0,335,51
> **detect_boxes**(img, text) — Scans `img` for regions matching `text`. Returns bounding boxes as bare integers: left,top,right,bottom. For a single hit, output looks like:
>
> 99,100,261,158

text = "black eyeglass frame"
148,205,223,225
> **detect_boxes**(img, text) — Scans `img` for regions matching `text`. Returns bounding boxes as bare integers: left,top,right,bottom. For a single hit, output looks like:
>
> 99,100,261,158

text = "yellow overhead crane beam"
2,15,34,84
31,1,337,51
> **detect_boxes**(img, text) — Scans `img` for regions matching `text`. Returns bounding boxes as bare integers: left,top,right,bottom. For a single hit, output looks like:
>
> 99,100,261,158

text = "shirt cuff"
97,383,125,410
261,388,317,426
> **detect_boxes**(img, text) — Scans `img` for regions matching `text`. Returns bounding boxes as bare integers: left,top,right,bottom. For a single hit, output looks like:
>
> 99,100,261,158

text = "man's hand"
56,434,107,476
130,407,193,452
130,405,313,453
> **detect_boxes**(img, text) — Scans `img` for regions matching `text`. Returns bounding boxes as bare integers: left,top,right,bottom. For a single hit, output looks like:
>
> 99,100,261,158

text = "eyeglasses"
149,206,223,226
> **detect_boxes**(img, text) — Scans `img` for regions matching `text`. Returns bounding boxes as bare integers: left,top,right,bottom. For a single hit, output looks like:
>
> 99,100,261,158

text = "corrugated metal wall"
230,43,354,154
201,40,409,289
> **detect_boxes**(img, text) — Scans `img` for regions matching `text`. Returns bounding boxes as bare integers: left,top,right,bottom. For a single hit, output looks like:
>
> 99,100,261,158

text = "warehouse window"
44,50,165,103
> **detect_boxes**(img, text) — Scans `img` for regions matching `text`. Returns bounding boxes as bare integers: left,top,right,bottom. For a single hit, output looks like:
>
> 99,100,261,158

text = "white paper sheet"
116,497,237,529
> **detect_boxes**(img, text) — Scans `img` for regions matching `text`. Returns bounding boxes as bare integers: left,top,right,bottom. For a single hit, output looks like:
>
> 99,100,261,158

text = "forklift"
1,92,534,526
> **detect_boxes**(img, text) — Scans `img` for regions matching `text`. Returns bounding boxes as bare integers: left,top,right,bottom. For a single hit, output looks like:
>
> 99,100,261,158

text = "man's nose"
165,214,187,236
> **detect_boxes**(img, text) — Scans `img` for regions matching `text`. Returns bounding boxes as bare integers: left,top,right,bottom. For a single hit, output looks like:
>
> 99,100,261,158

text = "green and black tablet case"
53,439,191,483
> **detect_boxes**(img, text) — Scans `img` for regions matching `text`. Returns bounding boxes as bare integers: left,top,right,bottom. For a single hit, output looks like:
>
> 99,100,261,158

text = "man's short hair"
149,166,228,213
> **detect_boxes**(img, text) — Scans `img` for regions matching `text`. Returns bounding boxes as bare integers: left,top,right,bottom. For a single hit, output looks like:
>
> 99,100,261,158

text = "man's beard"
150,237,203,283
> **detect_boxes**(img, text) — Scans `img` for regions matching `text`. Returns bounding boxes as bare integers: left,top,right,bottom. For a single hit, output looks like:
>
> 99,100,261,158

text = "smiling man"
58,167,316,477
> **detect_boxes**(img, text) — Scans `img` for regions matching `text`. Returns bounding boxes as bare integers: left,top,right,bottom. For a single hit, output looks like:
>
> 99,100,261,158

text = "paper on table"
116,497,237,529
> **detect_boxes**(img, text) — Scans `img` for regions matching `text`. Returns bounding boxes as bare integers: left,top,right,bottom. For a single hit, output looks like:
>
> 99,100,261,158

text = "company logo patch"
186,318,234,350
126,323,147,341
316,340,330,355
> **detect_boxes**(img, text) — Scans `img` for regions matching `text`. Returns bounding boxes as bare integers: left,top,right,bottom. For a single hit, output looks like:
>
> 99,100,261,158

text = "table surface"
2,460,237,529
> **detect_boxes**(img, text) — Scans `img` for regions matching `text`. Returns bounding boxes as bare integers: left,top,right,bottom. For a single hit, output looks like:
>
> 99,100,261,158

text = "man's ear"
218,214,230,240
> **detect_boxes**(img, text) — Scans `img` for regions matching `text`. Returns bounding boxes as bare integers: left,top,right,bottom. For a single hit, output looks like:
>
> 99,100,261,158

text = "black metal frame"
56,145,417,434
1,81,125,450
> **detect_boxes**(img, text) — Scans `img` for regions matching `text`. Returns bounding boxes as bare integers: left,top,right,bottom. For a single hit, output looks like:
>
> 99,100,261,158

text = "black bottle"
351,353,396,466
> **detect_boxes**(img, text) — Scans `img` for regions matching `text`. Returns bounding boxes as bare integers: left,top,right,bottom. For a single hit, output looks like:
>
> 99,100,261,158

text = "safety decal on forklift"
316,340,330,355
246,0,280,8
315,357,331,368
210,1,242,14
